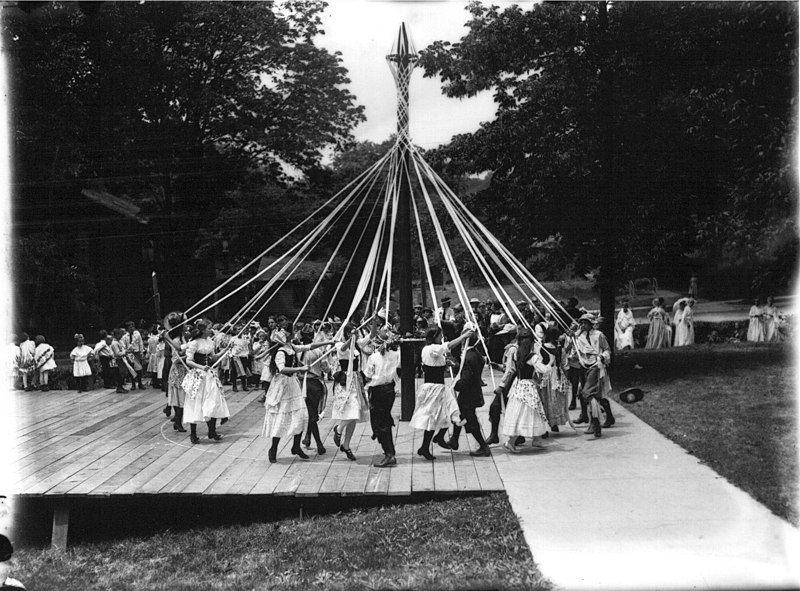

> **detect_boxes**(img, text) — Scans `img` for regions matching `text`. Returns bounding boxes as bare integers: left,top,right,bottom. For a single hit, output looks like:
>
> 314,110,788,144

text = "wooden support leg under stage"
52,504,69,551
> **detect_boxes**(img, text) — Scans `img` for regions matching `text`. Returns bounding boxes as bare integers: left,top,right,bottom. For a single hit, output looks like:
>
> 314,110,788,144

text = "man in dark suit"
444,323,491,457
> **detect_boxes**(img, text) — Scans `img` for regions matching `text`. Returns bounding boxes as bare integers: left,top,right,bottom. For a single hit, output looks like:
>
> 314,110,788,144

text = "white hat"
461,321,477,334
579,313,595,323
496,323,517,336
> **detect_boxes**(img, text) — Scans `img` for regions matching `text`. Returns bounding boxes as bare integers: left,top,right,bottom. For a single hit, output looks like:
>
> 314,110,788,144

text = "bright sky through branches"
318,1,502,148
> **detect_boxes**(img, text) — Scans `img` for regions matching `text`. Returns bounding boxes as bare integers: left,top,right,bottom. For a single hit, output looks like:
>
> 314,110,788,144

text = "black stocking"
420,430,434,452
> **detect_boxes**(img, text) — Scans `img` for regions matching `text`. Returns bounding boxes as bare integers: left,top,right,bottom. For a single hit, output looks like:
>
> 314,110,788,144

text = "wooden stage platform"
6,381,505,546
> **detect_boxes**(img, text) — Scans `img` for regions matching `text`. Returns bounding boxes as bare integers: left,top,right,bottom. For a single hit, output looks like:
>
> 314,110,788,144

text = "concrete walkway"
494,400,800,590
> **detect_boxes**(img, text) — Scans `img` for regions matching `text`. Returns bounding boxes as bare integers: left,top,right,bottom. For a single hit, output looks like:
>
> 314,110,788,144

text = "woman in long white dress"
674,300,695,347
614,299,635,350
502,327,549,452
763,296,783,342
409,325,472,461
262,328,310,463
330,323,371,461
182,320,230,444
747,297,766,342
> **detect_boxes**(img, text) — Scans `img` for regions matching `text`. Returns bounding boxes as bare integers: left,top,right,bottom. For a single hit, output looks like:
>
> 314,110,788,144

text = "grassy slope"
612,342,798,525
15,495,552,591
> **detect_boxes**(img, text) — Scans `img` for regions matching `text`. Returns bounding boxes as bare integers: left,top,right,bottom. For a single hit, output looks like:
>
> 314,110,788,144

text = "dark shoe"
551,425,559,433
514,436,525,446
190,434,200,444
116,387,128,394
485,432,500,445
208,432,223,441
470,445,491,457
232,387,238,392
602,417,615,428
417,448,435,461
242,386,250,392
446,437,459,451
302,436,311,448
593,419,602,438
259,396,266,404
376,454,396,468
435,438,452,451
268,448,277,463
220,418,228,425
575,415,589,424
569,402,577,410
291,445,309,460
341,447,356,461
317,444,326,456
174,422,187,433
584,424,595,435
542,432,549,439
333,426,342,448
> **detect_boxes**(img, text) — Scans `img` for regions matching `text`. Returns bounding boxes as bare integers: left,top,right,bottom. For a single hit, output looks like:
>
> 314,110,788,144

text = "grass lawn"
612,342,798,525
12,494,551,591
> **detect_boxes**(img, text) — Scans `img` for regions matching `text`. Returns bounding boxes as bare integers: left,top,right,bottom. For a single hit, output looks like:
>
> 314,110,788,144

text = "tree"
419,1,797,304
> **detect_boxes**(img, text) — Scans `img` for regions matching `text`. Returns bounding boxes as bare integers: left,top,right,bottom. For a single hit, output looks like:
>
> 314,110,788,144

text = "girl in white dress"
747,297,766,342
181,320,230,444
502,328,549,452
330,323,371,461
674,300,695,346
262,328,311,463
70,333,94,392
33,335,57,392
409,325,473,461
162,314,191,433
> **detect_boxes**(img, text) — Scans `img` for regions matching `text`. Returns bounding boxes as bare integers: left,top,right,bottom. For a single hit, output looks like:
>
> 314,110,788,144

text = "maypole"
387,23,417,421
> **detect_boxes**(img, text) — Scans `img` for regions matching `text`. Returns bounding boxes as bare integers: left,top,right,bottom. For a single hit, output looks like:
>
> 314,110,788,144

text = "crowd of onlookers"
2,292,790,394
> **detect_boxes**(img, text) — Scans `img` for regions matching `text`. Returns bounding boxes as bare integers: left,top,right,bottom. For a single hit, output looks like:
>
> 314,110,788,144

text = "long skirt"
645,320,672,349
331,373,369,423
168,362,188,407
502,379,548,439
409,382,460,431
541,381,568,427
183,369,230,425
262,373,308,438
747,318,765,342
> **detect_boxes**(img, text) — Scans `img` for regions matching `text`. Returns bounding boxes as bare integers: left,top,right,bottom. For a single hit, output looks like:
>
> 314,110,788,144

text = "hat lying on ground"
618,387,644,404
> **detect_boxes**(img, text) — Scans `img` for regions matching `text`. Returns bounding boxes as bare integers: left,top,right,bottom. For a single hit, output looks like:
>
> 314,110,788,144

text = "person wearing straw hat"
574,313,612,437
444,322,492,457
409,325,472,460
363,325,401,467
183,319,230,444
262,327,312,463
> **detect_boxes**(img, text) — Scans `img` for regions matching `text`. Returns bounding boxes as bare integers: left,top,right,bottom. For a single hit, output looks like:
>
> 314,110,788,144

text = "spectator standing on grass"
70,333,94,392
614,298,635,351
763,296,783,342
18,333,35,391
688,273,699,299
747,297,766,342
33,335,56,392
674,299,695,347
94,330,115,388
645,298,672,349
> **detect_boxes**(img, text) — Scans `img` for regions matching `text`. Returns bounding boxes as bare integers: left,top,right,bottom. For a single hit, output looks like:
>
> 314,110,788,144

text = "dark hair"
342,322,355,339
113,328,125,339
0,534,12,562
517,332,535,366
98,329,108,340
425,326,442,345
20,332,29,342
190,320,209,340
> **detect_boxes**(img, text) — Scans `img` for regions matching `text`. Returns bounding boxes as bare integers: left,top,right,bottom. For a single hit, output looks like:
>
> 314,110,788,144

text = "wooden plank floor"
6,375,506,498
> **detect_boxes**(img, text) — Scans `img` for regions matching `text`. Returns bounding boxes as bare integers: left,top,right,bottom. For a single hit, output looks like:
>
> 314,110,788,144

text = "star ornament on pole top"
386,23,418,146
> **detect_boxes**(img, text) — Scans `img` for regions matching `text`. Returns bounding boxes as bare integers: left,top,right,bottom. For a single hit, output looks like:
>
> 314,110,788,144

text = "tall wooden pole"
387,23,417,421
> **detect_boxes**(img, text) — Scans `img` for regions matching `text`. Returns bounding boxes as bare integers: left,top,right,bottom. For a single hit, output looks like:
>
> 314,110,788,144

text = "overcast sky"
317,1,508,148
